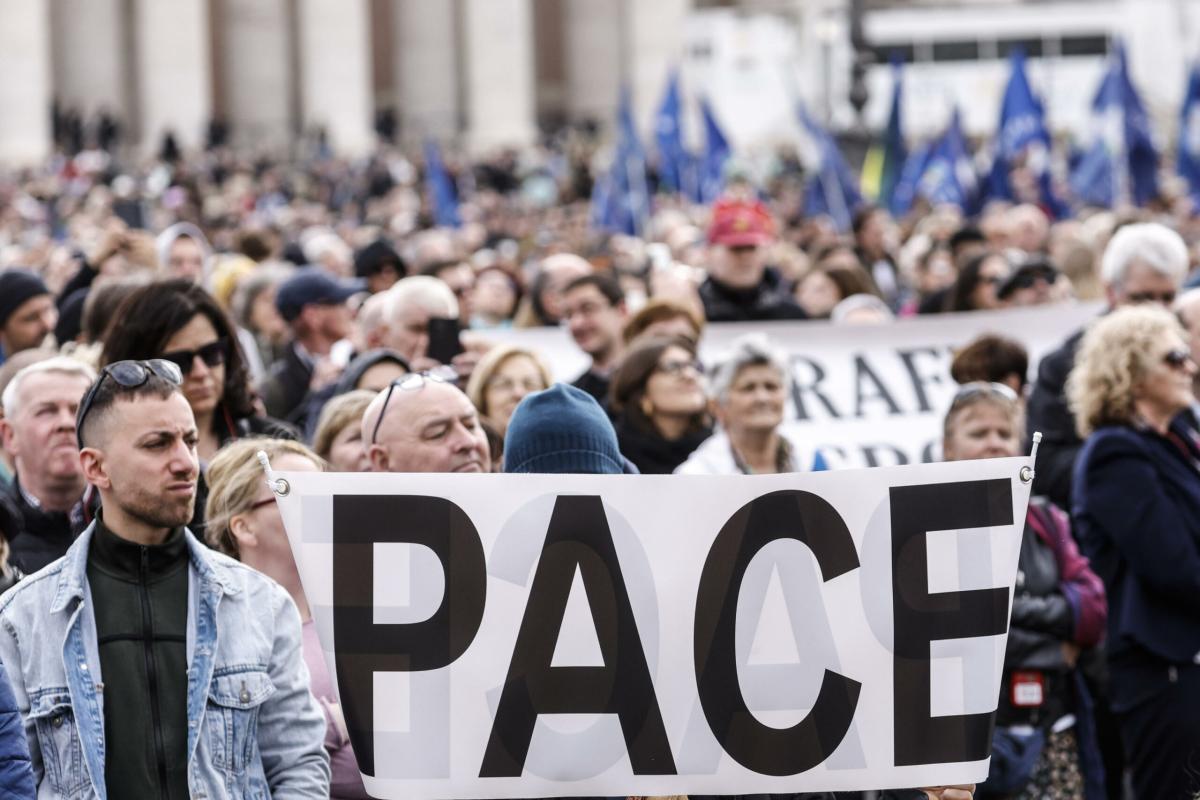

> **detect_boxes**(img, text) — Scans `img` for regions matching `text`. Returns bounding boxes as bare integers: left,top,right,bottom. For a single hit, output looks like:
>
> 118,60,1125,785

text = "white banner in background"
483,303,1101,468
276,459,1032,798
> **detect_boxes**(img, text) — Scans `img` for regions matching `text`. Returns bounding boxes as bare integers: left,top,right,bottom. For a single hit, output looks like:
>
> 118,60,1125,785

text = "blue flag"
423,139,461,228
1179,62,1200,207
655,69,695,197
699,97,731,204
987,49,1069,218
797,103,863,231
1071,42,1160,207
890,141,931,217
591,86,651,235
918,108,979,212
879,62,908,215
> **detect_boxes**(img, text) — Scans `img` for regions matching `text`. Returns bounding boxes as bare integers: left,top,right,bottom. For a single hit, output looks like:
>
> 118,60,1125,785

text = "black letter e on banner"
333,495,487,776
890,479,1012,766
480,495,676,777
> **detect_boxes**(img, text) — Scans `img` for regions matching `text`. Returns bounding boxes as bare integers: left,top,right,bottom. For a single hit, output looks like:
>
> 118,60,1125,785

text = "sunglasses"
369,366,458,445
1163,348,1193,370
1010,270,1057,291
76,359,184,448
160,338,229,375
949,381,1020,410
1126,290,1177,305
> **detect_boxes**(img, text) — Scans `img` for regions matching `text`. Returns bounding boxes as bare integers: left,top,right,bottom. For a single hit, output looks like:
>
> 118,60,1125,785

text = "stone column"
219,0,293,149
393,0,459,140
563,0,622,124
625,0,691,139
296,0,373,155
0,0,51,164
134,0,213,151
50,0,127,120
462,0,537,151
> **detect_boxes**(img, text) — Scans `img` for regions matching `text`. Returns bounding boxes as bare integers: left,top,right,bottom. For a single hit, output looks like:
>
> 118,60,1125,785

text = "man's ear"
367,443,389,473
80,448,112,491
0,417,16,456
230,513,258,550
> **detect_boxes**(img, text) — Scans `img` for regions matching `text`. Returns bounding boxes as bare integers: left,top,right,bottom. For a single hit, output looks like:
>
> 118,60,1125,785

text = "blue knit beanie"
503,383,634,474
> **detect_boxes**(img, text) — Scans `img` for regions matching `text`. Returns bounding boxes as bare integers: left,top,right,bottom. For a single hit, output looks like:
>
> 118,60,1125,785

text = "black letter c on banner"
694,490,861,776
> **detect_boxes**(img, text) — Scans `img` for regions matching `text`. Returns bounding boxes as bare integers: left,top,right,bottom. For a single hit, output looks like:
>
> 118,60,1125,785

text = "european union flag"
987,49,1069,218
1070,41,1160,207
591,86,651,235
423,139,461,228
655,69,695,198
698,97,731,204
1179,62,1200,207
918,108,978,212
797,104,863,231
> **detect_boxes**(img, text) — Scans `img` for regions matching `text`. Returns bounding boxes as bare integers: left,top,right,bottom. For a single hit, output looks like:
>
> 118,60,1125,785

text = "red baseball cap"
706,200,775,247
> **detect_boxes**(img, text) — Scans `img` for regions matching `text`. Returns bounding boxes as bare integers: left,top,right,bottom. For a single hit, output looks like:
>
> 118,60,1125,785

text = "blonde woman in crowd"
464,344,552,436
311,390,376,473
205,438,369,799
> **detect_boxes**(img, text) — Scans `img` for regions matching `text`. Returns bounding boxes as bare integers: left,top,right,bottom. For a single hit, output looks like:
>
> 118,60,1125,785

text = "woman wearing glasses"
609,336,711,474
941,380,1107,798
464,344,553,436
101,280,293,528
1068,305,1200,798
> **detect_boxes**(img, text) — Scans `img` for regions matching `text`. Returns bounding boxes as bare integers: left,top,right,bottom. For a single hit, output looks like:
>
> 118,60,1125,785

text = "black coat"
614,415,711,475
1026,327,1085,509
699,268,807,323
259,341,314,428
1071,419,1200,711
0,479,83,575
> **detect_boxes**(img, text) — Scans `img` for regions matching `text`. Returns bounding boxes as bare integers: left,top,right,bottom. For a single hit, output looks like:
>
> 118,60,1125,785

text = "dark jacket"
614,415,711,475
699,267,807,323
1071,419,1200,710
0,479,83,575
0,657,35,799
1026,327,1085,509
259,341,314,427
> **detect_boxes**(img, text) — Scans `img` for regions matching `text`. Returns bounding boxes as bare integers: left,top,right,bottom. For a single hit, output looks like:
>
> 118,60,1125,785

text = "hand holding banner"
275,459,1032,797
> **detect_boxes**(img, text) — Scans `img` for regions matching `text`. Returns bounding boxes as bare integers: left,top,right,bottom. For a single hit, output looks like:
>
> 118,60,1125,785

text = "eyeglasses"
160,338,228,375
656,358,704,377
1163,348,1194,370
1010,270,1057,291
949,381,1020,410
76,359,184,448
369,366,458,445
1126,290,1177,305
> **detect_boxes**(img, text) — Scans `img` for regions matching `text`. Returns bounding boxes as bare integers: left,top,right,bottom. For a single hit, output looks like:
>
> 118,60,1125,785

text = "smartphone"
427,317,464,364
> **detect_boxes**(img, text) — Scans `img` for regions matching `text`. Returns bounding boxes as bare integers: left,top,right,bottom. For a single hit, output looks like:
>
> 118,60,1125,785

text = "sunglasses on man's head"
160,338,229,375
76,359,184,448
369,366,458,445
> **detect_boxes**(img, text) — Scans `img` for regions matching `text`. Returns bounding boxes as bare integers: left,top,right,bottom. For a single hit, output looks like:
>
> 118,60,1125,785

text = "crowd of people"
0,133,1198,799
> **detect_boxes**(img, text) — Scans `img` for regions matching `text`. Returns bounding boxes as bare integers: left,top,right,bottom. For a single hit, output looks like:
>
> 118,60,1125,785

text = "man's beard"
117,484,195,530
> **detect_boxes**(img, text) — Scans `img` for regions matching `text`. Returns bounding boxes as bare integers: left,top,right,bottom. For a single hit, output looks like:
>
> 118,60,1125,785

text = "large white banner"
483,303,1101,469
275,458,1033,798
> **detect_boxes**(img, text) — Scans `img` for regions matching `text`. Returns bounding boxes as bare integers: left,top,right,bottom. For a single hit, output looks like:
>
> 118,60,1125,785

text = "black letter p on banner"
890,479,1012,766
333,494,487,776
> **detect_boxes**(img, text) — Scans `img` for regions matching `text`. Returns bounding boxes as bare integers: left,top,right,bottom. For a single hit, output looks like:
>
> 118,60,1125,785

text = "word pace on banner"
275,460,1032,798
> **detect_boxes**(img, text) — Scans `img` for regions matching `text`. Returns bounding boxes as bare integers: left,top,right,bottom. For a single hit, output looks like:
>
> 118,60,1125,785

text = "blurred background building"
0,0,1197,164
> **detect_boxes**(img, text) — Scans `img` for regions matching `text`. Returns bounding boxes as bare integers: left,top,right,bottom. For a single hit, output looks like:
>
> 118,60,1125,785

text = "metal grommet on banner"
256,450,291,497
1022,431,1043,484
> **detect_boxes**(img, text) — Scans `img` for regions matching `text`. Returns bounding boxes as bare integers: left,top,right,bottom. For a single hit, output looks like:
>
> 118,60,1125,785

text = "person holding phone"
380,275,489,380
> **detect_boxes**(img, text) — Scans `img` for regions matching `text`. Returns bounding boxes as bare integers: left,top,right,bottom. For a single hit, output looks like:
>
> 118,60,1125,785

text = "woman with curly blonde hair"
1067,305,1200,799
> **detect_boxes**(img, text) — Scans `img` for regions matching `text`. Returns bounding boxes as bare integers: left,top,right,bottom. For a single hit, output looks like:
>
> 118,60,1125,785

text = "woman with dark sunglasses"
1068,305,1200,799
100,280,294,531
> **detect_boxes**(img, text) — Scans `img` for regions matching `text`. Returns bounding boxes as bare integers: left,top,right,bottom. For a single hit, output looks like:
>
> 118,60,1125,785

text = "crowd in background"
0,128,1199,799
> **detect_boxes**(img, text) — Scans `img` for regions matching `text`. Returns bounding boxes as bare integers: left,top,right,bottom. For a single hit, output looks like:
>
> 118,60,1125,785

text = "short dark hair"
82,277,148,344
78,370,181,449
949,225,986,255
950,334,1029,391
101,279,256,420
851,204,883,237
564,273,624,307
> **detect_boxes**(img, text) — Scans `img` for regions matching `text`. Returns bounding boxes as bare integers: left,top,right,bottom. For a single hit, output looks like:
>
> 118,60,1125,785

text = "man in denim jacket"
0,359,329,798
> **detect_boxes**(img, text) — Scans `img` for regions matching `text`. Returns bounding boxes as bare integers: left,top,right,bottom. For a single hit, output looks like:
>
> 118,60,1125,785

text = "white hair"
1,356,96,418
709,334,790,404
386,275,459,320
1100,222,1189,288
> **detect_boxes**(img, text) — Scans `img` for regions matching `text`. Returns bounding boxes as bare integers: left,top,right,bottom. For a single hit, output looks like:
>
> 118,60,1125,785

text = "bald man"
362,373,490,473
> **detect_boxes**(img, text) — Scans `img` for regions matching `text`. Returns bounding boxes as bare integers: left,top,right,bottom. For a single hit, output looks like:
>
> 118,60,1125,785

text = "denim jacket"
0,522,330,799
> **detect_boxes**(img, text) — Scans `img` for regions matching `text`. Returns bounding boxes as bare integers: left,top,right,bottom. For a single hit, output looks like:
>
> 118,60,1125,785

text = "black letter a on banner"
480,495,676,777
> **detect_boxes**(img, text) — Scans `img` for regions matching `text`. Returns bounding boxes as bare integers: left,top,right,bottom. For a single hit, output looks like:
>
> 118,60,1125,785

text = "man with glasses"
1027,222,1189,509
0,359,330,798
0,357,95,573
362,367,491,473
699,199,806,323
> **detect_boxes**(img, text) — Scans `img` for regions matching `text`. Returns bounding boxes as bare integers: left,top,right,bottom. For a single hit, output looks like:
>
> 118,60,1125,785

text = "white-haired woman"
675,335,826,475
1068,305,1200,799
